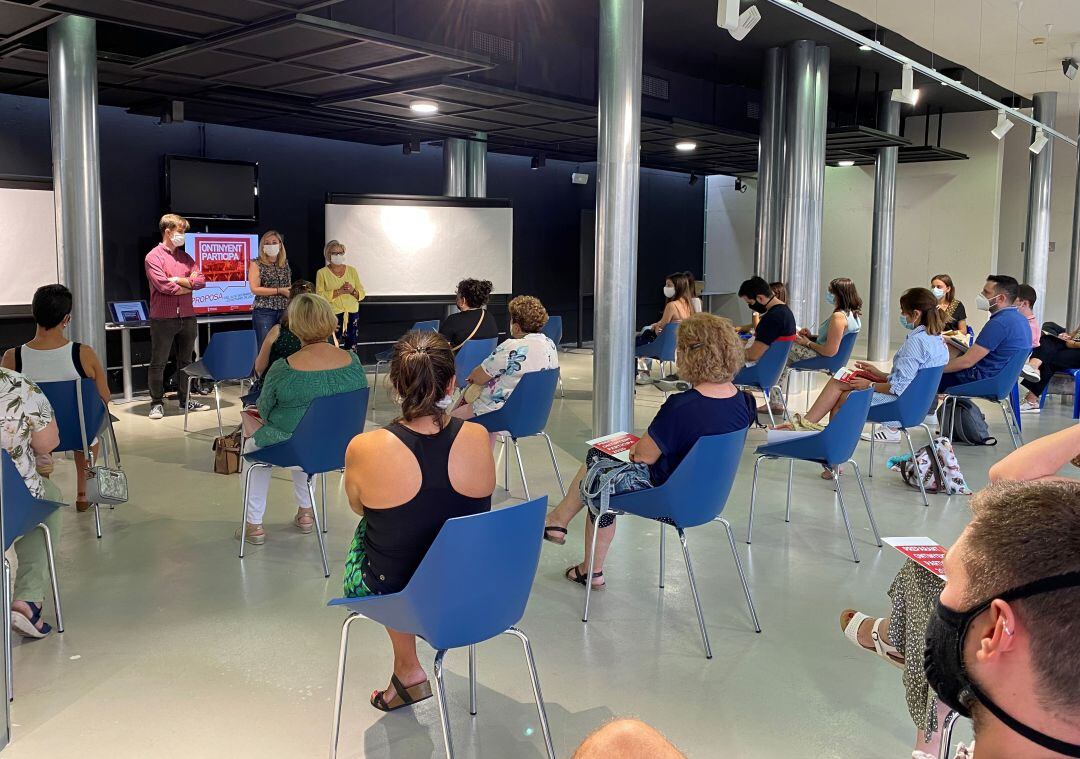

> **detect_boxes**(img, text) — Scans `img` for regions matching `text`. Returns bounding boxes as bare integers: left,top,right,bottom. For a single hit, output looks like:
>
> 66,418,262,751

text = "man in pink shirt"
1016,284,1040,349
144,213,208,420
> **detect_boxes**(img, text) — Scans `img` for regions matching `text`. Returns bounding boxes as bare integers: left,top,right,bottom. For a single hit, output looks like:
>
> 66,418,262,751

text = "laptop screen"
108,300,149,324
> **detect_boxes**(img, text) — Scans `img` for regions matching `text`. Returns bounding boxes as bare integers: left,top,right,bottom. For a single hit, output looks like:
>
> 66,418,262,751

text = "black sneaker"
655,379,691,393
148,403,164,420
183,399,210,412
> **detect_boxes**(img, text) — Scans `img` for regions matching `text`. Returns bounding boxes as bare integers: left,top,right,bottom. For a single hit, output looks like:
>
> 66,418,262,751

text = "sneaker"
1020,363,1041,383
1018,400,1041,414
860,427,901,443
183,399,210,412
635,372,653,386
655,379,691,393
148,403,164,420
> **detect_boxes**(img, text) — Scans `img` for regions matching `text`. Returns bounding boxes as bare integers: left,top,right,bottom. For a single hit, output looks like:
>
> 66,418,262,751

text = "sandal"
370,673,433,712
234,523,266,545
543,525,567,545
565,565,605,590
11,602,51,639
840,610,904,669
294,509,314,535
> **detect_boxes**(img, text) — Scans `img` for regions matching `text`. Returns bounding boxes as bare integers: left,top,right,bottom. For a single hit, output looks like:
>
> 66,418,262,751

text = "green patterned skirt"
343,518,376,598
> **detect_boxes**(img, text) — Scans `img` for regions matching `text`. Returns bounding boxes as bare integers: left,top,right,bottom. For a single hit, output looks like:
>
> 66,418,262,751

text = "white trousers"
243,438,313,525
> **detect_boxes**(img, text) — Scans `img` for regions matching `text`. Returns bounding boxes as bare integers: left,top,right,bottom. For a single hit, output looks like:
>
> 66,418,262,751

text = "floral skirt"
343,519,376,598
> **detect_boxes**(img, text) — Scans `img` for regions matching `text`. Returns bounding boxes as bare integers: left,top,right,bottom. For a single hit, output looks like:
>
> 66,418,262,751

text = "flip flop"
370,673,433,712
543,525,567,545
840,610,904,669
565,565,605,590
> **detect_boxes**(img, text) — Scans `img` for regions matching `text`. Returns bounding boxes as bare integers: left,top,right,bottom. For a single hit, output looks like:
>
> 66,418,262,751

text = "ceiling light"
991,110,1014,140
1029,127,1049,155
675,141,697,152
717,0,761,41
836,160,856,167
858,44,872,52
409,100,439,114
1063,58,1079,80
531,154,546,170
891,63,919,106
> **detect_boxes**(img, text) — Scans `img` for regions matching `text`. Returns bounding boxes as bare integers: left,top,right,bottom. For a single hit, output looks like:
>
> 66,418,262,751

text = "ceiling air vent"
472,30,516,62
642,73,670,101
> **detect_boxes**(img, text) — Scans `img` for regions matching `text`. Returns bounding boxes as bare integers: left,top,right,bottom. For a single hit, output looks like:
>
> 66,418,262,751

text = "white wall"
703,174,756,295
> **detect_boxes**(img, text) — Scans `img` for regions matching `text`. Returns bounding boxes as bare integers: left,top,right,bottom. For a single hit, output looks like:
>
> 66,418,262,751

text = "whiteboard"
0,187,59,306
324,200,513,296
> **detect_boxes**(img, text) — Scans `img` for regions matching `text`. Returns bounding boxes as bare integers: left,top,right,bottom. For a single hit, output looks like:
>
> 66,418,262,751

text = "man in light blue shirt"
939,275,1030,391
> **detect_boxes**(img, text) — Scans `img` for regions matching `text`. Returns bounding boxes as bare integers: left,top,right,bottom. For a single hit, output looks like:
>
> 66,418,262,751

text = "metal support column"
868,94,900,362
1068,107,1080,328
48,15,106,361
805,45,829,334
755,47,785,280
1024,91,1056,325
467,132,487,198
593,0,643,437
443,137,468,197
780,40,817,329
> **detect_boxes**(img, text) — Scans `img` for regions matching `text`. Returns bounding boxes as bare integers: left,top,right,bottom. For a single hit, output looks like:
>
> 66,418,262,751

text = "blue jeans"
251,307,283,350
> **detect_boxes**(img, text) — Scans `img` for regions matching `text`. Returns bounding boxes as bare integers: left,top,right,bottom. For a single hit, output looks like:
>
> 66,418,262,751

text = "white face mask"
931,286,945,300
330,253,345,265
435,394,454,410
170,233,185,247
263,244,280,258
663,286,676,298
975,293,997,312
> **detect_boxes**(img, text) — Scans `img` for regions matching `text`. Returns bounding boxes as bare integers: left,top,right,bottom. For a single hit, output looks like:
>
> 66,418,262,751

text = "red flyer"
187,233,257,315
586,432,640,462
884,537,947,579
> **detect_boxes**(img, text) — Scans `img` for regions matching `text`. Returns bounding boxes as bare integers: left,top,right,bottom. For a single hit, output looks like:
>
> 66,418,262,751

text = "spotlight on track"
531,153,546,170
402,138,421,155
1063,58,1079,80
991,110,1014,140
891,63,919,106
717,0,761,41
1029,127,1048,155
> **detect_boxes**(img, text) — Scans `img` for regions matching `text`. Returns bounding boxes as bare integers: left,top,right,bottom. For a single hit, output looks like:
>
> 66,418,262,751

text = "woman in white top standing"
1,284,110,512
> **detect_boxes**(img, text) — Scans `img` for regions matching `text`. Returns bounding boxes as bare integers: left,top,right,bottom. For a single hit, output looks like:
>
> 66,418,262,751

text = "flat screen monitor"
109,300,149,324
165,156,259,222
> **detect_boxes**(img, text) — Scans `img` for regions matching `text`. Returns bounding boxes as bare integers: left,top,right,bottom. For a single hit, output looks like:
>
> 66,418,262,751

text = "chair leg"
848,459,882,547
321,473,328,534
676,528,712,659
93,502,102,540
370,362,382,420
774,385,791,422
4,559,12,704
868,423,876,478
717,517,761,633
308,478,331,578
785,459,793,523
183,374,193,432
582,507,602,623
468,644,478,716
432,650,455,759
540,432,565,496
239,462,264,559
558,375,565,399
329,613,362,759
505,627,557,759
1001,400,1022,449
512,439,531,501
947,396,957,443
747,456,763,544
39,524,63,633
903,429,930,508
658,523,665,589
939,710,961,759
214,382,224,438
502,436,510,493
763,391,778,428
833,469,860,563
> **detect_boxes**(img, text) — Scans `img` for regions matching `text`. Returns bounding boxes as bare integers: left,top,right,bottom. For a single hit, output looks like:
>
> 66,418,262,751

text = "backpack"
897,436,972,495
936,398,996,446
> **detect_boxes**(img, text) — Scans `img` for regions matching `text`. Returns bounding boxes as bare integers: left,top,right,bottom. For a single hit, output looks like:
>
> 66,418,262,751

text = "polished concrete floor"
4,350,1075,758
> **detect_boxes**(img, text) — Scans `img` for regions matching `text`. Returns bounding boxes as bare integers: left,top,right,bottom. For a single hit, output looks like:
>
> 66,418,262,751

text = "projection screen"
0,185,59,307
324,196,513,297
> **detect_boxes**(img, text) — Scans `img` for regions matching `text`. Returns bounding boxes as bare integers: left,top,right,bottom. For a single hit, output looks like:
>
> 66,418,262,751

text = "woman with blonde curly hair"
543,313,756,590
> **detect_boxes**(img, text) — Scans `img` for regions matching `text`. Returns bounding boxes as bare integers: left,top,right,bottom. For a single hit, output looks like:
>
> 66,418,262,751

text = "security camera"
1063,58,1079,81
717,0,761,42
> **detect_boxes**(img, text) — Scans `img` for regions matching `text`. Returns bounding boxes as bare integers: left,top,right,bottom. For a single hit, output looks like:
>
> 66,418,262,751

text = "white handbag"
75,381,129,506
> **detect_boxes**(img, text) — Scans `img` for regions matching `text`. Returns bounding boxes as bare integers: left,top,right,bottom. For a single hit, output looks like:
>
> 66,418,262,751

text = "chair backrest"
789,331,858,373
401,497,547,650
1,451,62,551
255,388,368,475
948,349,1030,402
816,388,874,467
890,364,946,427
36,378,106,454
651,322,679,361
472,369,560,438
455,338,498,389
540,315,563,346
203,329,258,381
736,339,793,389
411,320,440,333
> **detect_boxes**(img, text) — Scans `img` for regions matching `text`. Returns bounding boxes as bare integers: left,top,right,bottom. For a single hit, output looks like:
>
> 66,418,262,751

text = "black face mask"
924,571,1080,756
748,296,772,315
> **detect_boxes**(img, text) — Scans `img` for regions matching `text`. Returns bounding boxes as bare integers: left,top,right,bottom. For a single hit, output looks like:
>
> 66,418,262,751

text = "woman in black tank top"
342,330,495,713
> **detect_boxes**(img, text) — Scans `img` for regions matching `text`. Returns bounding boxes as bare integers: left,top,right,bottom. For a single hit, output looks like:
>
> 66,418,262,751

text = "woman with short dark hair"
439,278,499,349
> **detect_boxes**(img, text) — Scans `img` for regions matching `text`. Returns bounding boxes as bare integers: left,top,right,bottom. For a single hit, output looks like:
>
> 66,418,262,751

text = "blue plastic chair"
371,320,441,417
748,388,881,563
240,388,368,577
1038,367,1080,419
865,365,945,508
472,369,564,501
787,331,858,377
455,337,498,390
941,350,1029,449
327,497,555,759
37,378,116,539
734,339,794,426
581,431,760,658
635,322,679,381
184,329,259,436
540,316,565,397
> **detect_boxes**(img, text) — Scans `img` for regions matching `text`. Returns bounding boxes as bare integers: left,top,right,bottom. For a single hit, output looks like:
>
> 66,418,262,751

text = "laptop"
108,300,150,326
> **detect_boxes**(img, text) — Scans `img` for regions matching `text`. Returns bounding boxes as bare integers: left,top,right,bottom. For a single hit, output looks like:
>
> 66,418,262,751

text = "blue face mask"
825,292,835,305
898,314,915,330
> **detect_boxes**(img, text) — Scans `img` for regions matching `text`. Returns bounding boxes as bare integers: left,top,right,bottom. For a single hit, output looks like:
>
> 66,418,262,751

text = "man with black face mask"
925,478,1080,758
737,276,796,366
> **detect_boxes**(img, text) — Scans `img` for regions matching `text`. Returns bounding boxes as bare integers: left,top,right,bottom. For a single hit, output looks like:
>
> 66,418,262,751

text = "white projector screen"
0,185,59,306
324,198,513,296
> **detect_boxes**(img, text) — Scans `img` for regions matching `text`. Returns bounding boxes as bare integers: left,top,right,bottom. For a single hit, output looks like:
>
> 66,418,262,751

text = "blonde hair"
508,295,548,334
159,213,189,235
258,230,287,267
324,239,346,265
676,313,744,385
287,293,337,343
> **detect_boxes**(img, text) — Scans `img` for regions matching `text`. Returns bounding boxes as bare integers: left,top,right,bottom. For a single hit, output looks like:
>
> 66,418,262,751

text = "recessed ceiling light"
409,100,439,114
836,160,856,167
675,141,697,151
858,44,872,52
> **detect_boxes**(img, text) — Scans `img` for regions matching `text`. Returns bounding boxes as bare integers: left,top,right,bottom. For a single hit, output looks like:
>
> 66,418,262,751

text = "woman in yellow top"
316,239,365,350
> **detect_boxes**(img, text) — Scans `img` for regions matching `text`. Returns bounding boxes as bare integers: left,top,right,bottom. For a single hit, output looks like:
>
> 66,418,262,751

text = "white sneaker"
1020,363,1041,383
148,403,164,420
1018,400,1041,414
860,427,901,443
